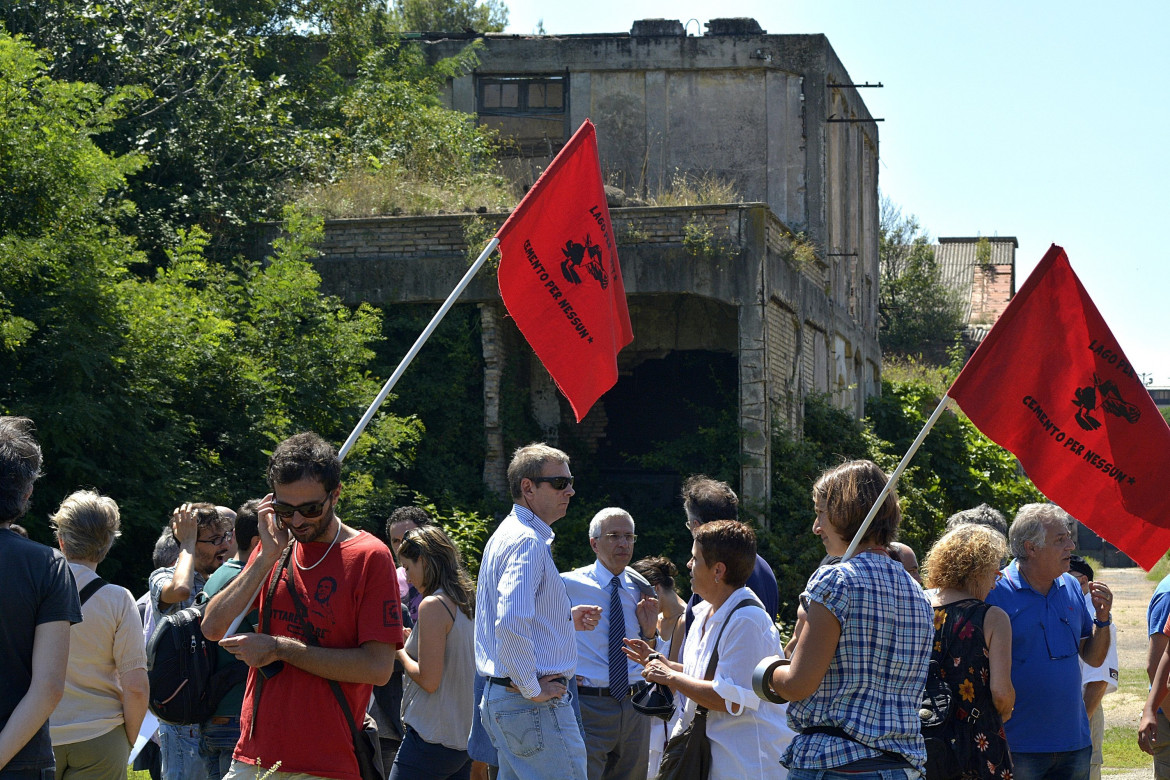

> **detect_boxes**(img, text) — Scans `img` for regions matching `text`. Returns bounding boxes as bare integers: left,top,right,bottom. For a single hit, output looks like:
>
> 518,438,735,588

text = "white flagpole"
337,237,500,462
221,237,501,639
840,393,954,562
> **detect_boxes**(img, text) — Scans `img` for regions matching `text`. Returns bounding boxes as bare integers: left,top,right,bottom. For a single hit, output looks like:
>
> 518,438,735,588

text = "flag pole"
840,393,954,562
337,237,500,462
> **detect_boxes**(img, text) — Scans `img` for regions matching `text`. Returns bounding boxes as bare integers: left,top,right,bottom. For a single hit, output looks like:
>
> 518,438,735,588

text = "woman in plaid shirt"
764,460,934,779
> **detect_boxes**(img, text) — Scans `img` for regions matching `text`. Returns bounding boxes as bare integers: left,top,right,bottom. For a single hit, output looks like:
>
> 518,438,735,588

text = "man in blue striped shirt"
475,443,588,780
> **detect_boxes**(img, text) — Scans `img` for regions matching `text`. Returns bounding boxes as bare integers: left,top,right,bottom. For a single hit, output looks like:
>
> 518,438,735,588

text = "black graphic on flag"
560,235,608,290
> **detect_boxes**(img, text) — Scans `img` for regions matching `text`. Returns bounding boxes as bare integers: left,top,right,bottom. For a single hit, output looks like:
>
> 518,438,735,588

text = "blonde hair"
51,490,121,562
923,524,1007,592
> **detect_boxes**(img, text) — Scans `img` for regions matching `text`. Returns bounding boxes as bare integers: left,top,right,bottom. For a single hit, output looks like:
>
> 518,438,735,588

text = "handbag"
654,599,759,780
631,681,675,720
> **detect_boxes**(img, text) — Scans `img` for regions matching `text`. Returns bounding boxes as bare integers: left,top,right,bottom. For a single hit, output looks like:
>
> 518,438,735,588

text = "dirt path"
1099,565,1155,777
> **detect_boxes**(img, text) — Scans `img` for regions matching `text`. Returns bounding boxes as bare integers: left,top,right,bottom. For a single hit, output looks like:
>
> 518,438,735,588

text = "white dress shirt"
474,505,577,699
561,560,647,687
675,587,792,780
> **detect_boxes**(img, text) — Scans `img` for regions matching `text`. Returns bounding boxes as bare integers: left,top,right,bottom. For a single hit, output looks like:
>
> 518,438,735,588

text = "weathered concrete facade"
371,19,883,515
292,202,880,520
284,20,882,517
422,18,880,280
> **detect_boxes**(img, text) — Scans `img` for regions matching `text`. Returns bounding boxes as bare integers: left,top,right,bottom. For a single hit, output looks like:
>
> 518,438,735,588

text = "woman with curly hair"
921,523,1014,780
390,525,477,780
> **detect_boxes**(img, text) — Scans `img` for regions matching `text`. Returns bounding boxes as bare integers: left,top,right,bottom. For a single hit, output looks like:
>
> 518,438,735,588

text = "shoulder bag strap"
250,543,294,735
695,598,762,715
278,561,365,749
78,577,109,607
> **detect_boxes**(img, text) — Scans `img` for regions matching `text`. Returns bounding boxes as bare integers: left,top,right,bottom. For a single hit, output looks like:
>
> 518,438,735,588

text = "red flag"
496,120,633,421
949,244,1170,569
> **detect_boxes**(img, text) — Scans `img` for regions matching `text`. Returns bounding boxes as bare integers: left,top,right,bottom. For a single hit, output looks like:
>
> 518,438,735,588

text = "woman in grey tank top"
389,525,476,780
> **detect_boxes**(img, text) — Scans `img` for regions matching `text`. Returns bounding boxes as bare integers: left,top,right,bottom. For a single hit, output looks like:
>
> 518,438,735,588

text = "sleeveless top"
401,590,476,751
931,598,1012,780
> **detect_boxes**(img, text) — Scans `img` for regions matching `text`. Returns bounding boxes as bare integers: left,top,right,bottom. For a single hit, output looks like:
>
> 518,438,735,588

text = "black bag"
654,600,759,780
146,594,248,725
631,681,675,720
921,611,962,780
656,713,711,780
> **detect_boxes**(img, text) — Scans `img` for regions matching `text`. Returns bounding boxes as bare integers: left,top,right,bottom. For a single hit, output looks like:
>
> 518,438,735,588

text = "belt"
578,682,644,698
488,675,570,691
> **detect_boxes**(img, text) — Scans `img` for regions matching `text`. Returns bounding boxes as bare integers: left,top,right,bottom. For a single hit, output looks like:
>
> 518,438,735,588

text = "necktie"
608,575,630,700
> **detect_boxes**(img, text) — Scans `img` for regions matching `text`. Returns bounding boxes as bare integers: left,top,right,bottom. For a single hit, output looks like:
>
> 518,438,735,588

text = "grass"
649,171,740,207
1103,725,1149,769
1149,554,1170,584
128,770,151,780
294,162,517,219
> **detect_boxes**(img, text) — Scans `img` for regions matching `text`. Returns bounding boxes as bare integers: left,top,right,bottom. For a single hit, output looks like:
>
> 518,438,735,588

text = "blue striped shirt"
474,505,577,698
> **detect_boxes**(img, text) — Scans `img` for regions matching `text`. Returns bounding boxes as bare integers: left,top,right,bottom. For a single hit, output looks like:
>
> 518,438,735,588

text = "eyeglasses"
531,476,574,491
197,531,233,546
272,495,331,520
602,533,637,543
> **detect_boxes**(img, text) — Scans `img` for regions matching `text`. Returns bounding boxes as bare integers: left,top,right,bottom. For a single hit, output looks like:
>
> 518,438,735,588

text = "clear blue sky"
503,1,1170,384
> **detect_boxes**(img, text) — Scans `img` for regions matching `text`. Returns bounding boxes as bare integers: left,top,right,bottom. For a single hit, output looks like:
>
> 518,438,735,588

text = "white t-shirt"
1079,590,1118,694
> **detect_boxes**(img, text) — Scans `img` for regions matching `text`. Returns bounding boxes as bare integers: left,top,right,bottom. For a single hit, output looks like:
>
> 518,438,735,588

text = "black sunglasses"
531,475,574,491
272,495,331,520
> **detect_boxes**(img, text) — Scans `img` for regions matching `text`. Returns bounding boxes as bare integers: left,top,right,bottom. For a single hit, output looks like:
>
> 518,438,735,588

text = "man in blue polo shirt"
987,504,1113,780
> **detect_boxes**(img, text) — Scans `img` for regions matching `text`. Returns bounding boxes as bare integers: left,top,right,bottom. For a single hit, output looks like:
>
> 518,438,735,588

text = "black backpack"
146,593,248,725
920,600,992,780
920,655,960,780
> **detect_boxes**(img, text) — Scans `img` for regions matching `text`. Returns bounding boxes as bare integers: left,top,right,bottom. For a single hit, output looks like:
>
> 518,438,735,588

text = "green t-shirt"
203,557,258,718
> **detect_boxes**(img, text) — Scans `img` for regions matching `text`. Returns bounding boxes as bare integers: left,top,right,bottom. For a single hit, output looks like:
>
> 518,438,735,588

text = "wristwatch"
1093,615,1112,628
639,629,659,643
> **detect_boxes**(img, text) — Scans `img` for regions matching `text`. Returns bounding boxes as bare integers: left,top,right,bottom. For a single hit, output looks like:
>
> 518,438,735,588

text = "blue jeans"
159,724,204,780
388,727,471,780
480,681,586,780
199,718,240,780
1010,746,1092,780
787,769,920,780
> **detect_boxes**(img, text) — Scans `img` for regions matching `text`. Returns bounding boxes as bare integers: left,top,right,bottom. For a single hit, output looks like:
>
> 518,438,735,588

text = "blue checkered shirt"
782,552,934,773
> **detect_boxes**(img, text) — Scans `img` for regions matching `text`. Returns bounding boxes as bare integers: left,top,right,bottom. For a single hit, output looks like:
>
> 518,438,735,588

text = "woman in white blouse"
49,490,150,780
625,520,791,779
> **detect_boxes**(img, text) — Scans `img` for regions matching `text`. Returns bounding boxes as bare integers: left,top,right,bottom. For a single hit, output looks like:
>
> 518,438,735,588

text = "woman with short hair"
389,525,476,780
763,459,934,780
626,520,791,779
49,490,150,780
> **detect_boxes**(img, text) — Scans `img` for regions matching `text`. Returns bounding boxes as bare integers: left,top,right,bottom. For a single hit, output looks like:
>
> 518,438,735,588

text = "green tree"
878,196,965,361
764,365,1042,620
2,0,498,264
0,33,424,587
391,0,508,32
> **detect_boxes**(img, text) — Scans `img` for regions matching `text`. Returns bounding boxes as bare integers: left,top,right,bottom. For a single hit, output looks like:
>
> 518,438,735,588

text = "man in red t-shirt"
203,432,402,780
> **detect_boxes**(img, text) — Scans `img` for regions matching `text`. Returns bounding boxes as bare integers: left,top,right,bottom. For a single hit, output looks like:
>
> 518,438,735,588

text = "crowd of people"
0,414,1138,780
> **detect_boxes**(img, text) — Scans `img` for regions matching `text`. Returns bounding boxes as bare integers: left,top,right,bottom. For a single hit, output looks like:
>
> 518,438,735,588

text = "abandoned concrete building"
303,18,883,519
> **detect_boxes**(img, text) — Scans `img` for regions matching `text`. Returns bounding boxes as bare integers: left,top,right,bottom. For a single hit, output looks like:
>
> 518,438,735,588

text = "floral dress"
932,599,1013,780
